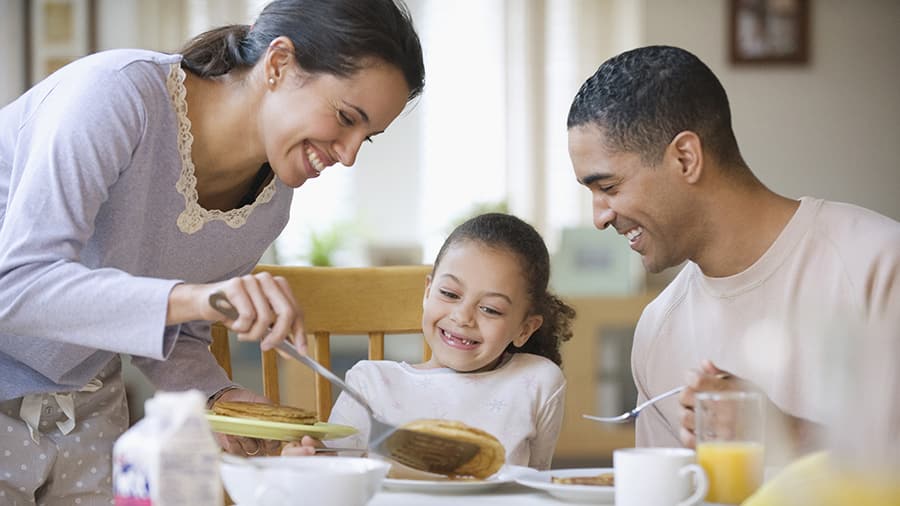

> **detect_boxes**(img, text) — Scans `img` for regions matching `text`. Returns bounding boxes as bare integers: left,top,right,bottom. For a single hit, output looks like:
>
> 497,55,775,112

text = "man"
566,45,900,452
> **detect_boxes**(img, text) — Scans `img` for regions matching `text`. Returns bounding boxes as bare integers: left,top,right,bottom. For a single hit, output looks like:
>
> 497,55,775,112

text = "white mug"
614,447,708,506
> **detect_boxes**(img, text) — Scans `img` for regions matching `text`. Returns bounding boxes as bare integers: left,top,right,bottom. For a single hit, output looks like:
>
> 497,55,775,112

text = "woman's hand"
281,435,323,456
168,271,306,353
211,387,283,456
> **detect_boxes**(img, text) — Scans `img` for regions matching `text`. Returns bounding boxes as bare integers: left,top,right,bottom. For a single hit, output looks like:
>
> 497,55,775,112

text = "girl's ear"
422,275,433,309
512,314,543,348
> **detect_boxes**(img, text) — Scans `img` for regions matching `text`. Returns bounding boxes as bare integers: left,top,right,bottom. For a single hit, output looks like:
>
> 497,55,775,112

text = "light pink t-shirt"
632,197,900,447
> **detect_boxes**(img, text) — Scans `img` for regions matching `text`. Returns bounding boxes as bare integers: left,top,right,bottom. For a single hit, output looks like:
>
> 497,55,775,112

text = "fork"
208,292,479,475
582,386,685,423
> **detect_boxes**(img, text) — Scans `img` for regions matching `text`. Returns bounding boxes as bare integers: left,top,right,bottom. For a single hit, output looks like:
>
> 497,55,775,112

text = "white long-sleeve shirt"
328,353,567,470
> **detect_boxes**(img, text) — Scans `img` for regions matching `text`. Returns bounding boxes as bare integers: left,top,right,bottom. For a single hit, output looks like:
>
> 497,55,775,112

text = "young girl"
284,213,575,469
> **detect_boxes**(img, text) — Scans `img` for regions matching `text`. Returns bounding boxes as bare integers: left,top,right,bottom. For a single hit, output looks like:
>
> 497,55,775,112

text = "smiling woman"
0,0,424,503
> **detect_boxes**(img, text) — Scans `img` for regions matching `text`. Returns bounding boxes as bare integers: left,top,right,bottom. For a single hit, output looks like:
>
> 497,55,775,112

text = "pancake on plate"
211,400,317,425
551,472,614,486
399,419,505,479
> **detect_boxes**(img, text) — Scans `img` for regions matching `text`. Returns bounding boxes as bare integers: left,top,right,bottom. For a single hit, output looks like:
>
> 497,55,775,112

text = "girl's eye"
364,136,374,144
438,289,459,300
480,306,502,316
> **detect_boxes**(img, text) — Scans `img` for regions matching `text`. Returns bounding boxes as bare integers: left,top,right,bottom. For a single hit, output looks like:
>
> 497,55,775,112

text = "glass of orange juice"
696,391,765,504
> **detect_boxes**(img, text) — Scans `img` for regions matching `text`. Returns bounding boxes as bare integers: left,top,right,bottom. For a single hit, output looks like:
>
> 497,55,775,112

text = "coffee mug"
614,447,708,506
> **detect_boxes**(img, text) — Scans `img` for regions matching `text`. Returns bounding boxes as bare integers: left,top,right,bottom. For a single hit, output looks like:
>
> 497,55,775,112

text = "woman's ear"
264,36,297,86
512,314,543,348
665,131,704,185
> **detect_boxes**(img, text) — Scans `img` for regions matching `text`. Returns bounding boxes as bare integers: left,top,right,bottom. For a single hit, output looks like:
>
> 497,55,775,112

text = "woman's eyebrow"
342,101,370,124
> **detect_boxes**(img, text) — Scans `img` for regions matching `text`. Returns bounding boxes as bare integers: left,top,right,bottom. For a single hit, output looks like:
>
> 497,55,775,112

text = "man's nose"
593,198,616,230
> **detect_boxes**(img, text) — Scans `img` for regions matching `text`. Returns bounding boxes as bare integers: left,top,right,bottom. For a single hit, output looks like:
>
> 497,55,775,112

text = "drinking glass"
695,391,765,504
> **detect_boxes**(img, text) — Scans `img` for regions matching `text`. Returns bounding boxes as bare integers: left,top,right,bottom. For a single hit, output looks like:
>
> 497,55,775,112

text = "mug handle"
677,463,709,506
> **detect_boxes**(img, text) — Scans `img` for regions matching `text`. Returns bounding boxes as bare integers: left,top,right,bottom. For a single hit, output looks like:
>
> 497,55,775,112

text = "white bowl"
220,455,390,506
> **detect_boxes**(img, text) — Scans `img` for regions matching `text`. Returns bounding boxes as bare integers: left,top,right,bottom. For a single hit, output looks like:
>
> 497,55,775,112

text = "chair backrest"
210,264,432,421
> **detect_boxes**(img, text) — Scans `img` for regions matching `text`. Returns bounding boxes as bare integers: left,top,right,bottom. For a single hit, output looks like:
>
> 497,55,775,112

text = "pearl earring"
268,77,275,85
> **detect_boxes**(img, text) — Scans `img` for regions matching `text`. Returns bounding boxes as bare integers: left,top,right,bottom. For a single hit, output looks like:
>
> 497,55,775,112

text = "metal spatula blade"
379,427,479,475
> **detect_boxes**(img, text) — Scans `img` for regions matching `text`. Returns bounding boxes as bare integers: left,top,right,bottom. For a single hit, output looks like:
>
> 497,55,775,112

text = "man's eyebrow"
580,173,612,186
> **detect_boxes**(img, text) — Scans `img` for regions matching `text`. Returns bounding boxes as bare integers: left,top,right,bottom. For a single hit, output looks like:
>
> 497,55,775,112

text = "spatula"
208,291,480,475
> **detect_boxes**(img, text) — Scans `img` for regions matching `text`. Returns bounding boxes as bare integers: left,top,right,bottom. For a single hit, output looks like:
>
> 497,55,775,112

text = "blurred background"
3,0,898,467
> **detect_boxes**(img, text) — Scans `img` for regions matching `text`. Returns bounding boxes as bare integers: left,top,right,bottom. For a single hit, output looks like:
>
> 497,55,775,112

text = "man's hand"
678,360,824,457
211,387,283,456
678,360,750,448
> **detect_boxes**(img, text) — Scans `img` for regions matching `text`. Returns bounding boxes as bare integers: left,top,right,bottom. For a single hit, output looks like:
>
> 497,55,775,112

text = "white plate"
515,467,614,503
381,465,530,494
381,476,513,494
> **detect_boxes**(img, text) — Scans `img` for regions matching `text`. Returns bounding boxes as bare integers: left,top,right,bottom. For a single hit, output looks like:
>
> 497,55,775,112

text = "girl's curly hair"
432,213,575,366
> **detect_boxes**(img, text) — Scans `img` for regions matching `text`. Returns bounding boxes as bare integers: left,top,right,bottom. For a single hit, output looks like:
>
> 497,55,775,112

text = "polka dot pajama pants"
0,358,129,506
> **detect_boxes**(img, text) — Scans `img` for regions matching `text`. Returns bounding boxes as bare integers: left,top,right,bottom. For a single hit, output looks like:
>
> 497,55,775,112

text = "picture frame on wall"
730,0,809,65
23,0,97,88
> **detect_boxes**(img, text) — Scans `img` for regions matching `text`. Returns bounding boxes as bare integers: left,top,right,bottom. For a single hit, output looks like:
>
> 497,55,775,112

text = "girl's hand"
211,387,283,456
281,435,322,456
169,271,307,354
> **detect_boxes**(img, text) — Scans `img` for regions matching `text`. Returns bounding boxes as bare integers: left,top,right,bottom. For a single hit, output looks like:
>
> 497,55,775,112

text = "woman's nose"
333,133,366,167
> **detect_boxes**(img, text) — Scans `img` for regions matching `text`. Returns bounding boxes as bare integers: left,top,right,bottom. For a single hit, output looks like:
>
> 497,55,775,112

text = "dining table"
370,482,597,505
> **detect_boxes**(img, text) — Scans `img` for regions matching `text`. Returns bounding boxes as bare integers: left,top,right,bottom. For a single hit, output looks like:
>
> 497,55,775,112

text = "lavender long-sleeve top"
0,49,293,401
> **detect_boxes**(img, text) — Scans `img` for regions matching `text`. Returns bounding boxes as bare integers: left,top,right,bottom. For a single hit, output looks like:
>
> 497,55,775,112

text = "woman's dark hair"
567,45,746,169
432,213,576,366
179,0,425,100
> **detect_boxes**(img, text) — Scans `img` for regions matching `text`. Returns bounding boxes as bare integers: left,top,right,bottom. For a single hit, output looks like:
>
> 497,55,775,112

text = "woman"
0,0,424,503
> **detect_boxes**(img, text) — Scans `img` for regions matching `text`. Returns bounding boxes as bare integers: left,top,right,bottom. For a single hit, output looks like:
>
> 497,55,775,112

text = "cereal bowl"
220,455,390,506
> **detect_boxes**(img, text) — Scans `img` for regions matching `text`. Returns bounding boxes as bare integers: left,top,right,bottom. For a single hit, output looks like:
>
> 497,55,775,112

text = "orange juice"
697,441,764,504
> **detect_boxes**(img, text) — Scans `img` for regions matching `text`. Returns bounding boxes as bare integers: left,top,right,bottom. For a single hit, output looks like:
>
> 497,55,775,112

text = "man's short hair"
567,45,745,168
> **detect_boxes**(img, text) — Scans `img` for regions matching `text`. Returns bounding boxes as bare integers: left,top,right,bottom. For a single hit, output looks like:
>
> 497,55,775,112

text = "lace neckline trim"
167,64,277,234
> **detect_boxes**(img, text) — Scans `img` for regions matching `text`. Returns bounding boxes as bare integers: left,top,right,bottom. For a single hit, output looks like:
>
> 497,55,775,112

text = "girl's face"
421,241,543,373
259,56,410,188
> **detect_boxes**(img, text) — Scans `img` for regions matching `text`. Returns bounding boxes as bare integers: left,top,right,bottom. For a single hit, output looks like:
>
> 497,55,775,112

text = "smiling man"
566,45,900,454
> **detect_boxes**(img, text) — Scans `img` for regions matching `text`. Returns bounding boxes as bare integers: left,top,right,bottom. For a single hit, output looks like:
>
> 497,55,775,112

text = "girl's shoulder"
504,353,565,383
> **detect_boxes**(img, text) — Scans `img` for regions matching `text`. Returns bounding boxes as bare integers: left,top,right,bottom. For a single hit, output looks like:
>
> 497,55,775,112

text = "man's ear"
665,131,704,185
512,314,544,348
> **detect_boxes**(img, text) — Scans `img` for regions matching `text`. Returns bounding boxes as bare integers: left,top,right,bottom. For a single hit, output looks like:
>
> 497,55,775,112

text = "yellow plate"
205,413,357,441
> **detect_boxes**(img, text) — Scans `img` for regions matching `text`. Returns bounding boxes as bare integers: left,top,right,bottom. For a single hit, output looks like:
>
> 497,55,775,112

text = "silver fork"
582,386,685,423
208,292,479,474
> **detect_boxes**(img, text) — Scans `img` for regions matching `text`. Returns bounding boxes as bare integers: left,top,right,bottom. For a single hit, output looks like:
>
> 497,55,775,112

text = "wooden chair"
209,264,432,421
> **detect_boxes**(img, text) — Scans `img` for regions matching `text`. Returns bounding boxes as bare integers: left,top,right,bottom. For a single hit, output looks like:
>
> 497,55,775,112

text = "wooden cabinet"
553,293,657,465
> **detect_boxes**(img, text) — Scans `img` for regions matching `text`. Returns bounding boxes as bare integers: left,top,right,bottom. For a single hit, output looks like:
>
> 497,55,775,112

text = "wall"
640,0,900,220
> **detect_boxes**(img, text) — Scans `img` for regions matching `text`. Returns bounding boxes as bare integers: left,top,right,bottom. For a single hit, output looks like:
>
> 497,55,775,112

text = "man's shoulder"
809,198,900,262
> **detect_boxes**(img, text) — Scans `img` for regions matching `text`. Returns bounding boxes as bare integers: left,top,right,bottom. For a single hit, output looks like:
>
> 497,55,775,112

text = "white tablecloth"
370,482,595,505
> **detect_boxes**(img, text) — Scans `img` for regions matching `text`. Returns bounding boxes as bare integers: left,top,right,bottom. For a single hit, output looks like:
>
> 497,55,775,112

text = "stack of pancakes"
401,419,505,479
212,400,317,425
551,472,615,486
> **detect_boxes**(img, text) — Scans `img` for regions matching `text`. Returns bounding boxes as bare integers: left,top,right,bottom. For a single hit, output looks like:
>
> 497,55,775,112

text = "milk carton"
113,390,223,505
